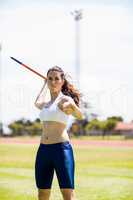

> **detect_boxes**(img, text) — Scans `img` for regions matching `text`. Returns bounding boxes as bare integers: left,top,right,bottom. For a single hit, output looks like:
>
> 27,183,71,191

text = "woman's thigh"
35,144,54,189
54,142,75,189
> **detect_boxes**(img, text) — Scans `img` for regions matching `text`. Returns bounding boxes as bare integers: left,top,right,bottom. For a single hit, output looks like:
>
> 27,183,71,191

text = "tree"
8,118,42,136
8,123,24,136
100,119,116,138
85,118,117,137
85,119,101,134
107,116,123,122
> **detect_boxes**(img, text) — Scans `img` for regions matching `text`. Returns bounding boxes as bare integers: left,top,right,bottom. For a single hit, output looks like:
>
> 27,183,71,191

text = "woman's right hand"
58,97,74,115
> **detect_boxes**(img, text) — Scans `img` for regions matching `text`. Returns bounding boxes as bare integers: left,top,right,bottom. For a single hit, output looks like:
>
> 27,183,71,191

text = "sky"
0,0,133,125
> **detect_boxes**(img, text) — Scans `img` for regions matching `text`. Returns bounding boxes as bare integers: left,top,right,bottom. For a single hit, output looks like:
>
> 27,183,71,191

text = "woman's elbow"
34,102,42,110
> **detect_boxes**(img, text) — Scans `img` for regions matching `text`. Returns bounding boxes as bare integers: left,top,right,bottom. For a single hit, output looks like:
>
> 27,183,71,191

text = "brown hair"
47,66,80,106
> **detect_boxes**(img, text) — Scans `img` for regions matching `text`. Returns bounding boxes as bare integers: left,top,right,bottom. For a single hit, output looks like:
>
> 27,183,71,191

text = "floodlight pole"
71,10,82,89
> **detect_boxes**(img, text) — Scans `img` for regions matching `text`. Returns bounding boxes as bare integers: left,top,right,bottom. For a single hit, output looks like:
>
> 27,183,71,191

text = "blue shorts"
35,141,75,189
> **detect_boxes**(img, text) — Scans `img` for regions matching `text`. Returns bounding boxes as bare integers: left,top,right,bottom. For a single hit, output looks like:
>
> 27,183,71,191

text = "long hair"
47,66,80,107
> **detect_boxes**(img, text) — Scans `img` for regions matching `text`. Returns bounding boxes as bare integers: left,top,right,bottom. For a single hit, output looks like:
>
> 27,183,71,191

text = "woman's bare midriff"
40,121,70,144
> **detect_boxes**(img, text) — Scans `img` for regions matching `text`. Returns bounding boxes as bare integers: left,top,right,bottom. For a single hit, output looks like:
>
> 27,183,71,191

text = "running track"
0,137,133,147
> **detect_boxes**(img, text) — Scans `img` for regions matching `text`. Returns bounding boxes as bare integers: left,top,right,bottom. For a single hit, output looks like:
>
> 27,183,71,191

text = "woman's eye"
48,77,60,81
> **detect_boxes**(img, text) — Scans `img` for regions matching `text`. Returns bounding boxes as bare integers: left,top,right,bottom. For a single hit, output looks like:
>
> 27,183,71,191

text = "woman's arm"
58,97,84,120
71,103,84,120
34,80,47,110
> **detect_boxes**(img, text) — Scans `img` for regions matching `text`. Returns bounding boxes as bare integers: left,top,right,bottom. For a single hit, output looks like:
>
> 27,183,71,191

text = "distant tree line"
0,98,126,137
0,116,124,137
69,116,123,137
8,118,41,136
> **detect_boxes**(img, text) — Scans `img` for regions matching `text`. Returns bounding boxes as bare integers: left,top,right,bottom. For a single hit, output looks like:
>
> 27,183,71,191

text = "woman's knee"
38,189,51,200
61,189,75,200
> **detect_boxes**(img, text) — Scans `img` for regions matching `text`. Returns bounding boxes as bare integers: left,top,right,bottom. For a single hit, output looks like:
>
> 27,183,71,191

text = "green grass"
71,135,127,140
0,142,133,200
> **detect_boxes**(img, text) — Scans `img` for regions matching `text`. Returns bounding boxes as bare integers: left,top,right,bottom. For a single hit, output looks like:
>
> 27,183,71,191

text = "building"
114,122,133,138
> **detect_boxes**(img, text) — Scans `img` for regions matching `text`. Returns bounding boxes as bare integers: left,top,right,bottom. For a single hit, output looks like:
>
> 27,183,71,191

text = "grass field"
0,139,133,200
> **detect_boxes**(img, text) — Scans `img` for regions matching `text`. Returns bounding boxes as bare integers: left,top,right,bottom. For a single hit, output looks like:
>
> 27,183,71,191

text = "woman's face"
47,70,64,93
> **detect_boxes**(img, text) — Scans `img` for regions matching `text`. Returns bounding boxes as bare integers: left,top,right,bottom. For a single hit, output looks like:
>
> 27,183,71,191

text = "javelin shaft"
10,57,47,80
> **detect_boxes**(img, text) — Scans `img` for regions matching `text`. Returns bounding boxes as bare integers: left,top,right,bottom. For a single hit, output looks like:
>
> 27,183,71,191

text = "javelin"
10,57,47,80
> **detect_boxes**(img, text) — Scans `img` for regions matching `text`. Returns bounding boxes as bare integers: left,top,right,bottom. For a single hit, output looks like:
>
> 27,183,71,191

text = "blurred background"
0,0,133,136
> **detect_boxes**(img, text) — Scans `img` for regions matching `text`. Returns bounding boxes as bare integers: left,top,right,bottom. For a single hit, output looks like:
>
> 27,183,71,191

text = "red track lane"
0,138,133,147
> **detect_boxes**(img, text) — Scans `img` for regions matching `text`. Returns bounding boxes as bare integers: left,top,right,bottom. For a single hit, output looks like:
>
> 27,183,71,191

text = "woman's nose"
51,79,56,85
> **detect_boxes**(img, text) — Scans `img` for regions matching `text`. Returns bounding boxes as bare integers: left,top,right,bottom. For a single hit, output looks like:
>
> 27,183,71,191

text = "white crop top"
39,92,70,125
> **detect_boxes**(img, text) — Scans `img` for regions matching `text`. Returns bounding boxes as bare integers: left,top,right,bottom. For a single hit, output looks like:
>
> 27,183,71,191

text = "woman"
34,66,84,200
